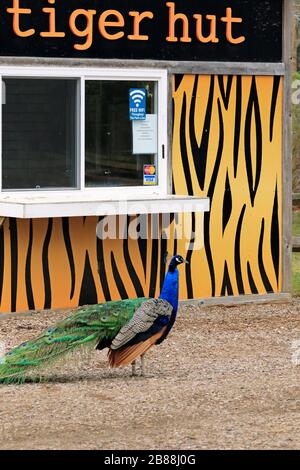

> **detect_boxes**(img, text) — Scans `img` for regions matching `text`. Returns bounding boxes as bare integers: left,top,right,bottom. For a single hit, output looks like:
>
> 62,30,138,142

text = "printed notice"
132,114,157,155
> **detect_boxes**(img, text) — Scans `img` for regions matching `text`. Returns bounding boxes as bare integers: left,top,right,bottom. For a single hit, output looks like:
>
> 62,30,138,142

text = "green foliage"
293,253,300,296
292,82,300,193
0,298,147,384
292,210,300,296
293,209,300,237
293,71,300,81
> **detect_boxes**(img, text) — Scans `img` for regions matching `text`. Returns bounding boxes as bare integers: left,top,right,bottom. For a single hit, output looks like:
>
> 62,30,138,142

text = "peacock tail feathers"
0,297,148,384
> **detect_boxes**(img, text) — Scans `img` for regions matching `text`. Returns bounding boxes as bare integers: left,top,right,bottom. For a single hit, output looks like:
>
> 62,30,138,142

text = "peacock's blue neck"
159,267,179,313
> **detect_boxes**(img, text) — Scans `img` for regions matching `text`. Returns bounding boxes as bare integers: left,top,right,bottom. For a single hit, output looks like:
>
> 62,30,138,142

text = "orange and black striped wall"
0,74,282,313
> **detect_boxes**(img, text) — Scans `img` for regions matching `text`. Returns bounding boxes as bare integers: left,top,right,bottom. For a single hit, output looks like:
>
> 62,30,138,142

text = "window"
0,67,167,196
2,78,77,190
85,80,158,188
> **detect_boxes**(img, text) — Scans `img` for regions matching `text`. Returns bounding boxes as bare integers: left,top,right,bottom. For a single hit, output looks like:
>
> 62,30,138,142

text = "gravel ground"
0,300,300,450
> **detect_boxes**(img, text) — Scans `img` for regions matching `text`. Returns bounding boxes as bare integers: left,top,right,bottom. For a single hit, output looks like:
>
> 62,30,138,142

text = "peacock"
0,255,187,384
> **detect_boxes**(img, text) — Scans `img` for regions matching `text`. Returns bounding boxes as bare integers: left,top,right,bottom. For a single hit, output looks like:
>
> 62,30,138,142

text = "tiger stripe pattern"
0,75,282,313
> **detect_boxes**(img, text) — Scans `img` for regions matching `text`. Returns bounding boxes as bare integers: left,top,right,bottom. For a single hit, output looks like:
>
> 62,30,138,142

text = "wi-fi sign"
129,88,147,120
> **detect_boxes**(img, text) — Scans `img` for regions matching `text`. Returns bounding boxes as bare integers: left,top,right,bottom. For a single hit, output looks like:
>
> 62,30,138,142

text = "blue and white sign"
129,88,146,120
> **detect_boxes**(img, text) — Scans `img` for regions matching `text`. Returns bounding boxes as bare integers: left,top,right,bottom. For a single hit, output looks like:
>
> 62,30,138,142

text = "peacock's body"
0,255,186,384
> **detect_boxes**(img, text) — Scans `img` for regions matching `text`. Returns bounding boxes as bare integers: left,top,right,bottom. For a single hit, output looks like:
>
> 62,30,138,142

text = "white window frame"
0,66,168,199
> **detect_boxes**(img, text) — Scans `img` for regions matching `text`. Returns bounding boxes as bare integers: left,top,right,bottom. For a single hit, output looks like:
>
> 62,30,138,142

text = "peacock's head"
168,254,189,271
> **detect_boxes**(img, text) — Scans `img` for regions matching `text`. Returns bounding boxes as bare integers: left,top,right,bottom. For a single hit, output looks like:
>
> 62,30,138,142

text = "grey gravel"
0,300,300,450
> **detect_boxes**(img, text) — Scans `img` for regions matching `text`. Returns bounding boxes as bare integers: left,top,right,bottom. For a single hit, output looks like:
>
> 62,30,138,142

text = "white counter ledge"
0,193,210,219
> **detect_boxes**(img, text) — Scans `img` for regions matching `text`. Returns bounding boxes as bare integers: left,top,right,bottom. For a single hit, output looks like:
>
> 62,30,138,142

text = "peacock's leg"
140,354,145,377
131,360,137,377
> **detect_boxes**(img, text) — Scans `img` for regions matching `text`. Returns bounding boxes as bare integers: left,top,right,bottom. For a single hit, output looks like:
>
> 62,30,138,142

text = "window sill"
0,193,210,219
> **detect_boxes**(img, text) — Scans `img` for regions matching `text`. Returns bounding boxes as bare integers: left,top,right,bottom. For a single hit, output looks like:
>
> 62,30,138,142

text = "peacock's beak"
183,259,189,264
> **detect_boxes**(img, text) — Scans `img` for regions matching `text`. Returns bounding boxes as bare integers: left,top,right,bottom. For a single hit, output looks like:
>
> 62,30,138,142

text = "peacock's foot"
131,361,138,377
140,354,145,377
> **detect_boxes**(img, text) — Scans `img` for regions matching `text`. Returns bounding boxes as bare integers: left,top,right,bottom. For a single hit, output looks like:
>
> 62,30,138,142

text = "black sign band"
0,0,283,62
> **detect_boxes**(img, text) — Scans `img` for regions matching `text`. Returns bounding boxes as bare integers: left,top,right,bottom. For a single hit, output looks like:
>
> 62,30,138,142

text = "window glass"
85,81,158,187
2,78,77,190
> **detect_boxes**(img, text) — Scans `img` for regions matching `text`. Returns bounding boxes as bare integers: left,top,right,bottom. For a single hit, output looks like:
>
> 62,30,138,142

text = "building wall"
0,74,283,313
172,75,282,298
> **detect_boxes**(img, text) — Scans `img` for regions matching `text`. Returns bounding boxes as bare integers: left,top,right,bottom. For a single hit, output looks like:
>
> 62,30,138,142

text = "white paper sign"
132,114,157,155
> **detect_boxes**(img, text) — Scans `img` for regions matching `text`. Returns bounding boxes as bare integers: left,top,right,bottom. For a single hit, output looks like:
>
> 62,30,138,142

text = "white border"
0,195,210,219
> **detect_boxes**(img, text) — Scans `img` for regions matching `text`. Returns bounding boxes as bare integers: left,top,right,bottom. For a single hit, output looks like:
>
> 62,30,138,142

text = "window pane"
85,81,158,187
2,79,77,190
